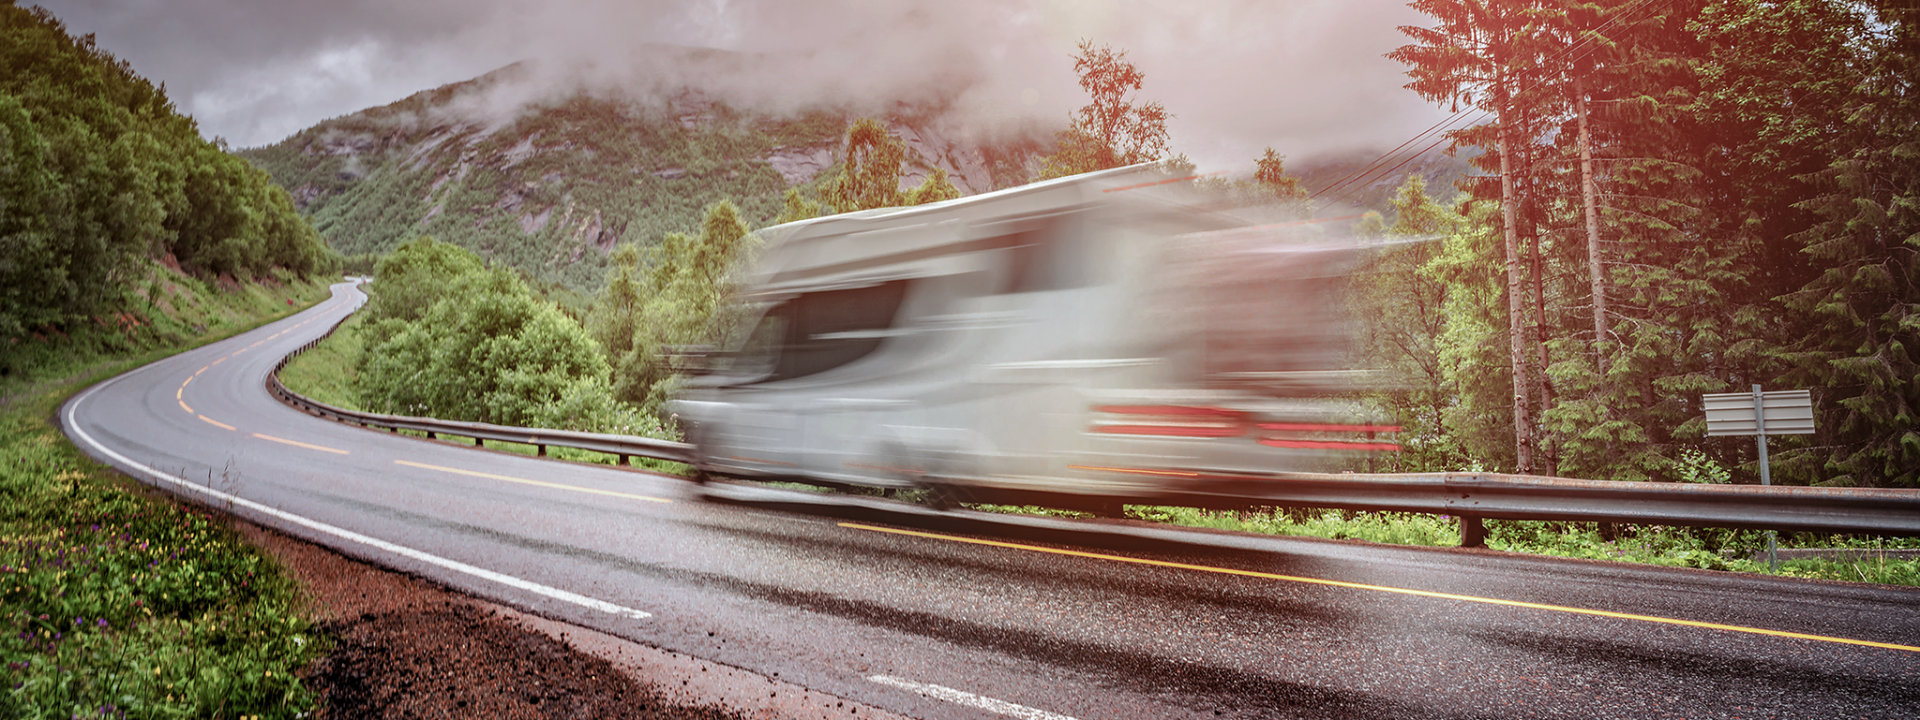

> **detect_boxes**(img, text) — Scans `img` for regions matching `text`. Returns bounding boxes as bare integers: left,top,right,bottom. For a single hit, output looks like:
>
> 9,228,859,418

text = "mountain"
241,58,1047,292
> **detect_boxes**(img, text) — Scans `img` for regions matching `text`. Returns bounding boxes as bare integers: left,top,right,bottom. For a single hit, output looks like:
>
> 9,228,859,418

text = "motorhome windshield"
730,279,910,384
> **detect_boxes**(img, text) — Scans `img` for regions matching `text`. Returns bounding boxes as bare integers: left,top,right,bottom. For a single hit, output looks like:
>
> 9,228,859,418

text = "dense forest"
1365,0,1917,487
0,2,338,347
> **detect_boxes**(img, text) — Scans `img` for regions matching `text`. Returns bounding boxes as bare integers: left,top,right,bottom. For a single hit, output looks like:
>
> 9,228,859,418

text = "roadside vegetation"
0,4,338,349
1,275,330,719
953,503,1920,587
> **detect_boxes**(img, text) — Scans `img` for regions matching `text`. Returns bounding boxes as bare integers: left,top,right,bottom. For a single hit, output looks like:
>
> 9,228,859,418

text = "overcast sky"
34,0,1451,172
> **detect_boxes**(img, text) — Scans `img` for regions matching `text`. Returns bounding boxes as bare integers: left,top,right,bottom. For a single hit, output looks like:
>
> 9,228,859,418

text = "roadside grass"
1122,506,1461,547
273,313,364,410
1,274,332,719
2,263,331,412
1105,506,1920,587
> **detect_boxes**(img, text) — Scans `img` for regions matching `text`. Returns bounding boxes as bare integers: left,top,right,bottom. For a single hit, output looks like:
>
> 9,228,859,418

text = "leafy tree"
777,187,822,224
590,201,760,414
1354,176,1476,471
1253,148,1307,202
361,236,486,330
824,117,908,213
820,117,964,213
358,266,622,430
1037,40,1172,180
0,92,59,338
0,3,336,340
905,167,961,205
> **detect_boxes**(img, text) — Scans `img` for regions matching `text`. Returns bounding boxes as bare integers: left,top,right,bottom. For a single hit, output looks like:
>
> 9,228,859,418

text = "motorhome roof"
758,163,1180,246
745,164,1194,293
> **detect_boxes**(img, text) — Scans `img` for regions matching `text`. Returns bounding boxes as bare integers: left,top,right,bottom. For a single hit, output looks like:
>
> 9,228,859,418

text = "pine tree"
1776,2,1920,487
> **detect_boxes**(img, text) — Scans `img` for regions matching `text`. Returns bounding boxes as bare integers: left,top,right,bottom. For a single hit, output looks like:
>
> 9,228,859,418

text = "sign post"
1703,386,1816,571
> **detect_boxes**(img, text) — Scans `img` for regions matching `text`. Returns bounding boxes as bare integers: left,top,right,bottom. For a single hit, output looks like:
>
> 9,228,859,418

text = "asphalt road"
62,281,1920,719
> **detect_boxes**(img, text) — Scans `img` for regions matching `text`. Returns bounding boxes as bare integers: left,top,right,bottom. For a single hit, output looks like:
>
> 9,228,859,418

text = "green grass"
968,504,1920,587
1122,506,1461,547
1483,519,1920,584
272,314,364,410
0,273,333,719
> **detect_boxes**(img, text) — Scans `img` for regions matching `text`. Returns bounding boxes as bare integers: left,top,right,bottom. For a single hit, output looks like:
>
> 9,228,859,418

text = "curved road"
63,281,1920,719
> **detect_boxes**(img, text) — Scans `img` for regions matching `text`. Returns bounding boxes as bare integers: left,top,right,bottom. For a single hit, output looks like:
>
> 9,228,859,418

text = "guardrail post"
474,438,484,448
426,431,436,439
619,454,630,466
537,444,547,457
1460,516,1486,548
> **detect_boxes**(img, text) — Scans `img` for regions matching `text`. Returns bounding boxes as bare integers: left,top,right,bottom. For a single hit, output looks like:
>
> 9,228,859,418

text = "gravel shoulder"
231,518,908,719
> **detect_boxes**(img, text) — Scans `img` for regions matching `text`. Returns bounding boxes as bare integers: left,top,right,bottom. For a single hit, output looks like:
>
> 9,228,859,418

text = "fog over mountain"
35,0,1449,172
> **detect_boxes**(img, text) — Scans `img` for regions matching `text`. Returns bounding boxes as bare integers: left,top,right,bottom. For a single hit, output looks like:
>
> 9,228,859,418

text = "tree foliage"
1384,0,1919,487
1775,1,1920,486
1038,40,1172,180
356,240,626,431
589,201,760,414
0,4,337,339
820,117,962,214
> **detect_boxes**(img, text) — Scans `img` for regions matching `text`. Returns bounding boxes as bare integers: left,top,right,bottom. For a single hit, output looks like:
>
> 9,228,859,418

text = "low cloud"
37,0,1447,170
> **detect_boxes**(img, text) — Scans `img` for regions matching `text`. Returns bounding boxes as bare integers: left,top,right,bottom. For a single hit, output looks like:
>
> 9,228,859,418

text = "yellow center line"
178,399,194,414
210,357,227,366
197,415,236,431
840,522,1920,654
253,433,349,455
394,460,671,504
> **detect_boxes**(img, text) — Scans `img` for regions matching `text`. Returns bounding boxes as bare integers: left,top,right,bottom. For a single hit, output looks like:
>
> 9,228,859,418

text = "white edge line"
868,675,1080,720
63,371,651,621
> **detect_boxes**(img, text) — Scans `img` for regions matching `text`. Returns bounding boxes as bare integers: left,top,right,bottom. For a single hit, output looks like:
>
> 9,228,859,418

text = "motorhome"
667,164,1399,511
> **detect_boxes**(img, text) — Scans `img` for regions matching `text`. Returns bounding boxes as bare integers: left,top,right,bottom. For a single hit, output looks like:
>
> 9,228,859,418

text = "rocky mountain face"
242,62,1046,292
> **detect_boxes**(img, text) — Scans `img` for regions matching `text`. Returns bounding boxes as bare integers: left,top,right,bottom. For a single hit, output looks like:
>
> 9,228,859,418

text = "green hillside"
241,61,1046,292
0,3,337,345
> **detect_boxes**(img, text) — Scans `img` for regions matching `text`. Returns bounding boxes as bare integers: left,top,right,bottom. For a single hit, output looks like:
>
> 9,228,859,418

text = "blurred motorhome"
668,164,1398,511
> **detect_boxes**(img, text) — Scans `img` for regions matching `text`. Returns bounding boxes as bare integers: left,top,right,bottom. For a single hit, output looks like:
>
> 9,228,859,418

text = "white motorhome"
668,164,1398,511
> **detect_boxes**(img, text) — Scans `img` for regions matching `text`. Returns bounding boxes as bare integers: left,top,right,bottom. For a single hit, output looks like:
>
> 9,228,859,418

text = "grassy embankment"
276,313,688,476
1,266,334,719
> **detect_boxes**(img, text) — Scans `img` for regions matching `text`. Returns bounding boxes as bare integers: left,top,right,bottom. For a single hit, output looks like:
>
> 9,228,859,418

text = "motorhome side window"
746,280,910,383
995,219,1094,293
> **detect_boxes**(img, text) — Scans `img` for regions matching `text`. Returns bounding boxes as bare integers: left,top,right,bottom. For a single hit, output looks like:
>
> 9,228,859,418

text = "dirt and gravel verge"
231,519,908,720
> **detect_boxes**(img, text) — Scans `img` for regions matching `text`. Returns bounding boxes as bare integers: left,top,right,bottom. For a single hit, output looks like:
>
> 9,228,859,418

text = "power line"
1307,0,1674,211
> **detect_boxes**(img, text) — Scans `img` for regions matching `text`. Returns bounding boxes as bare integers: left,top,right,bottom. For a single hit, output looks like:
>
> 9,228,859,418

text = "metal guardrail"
1170,471,1920,543
268,288,1919,546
